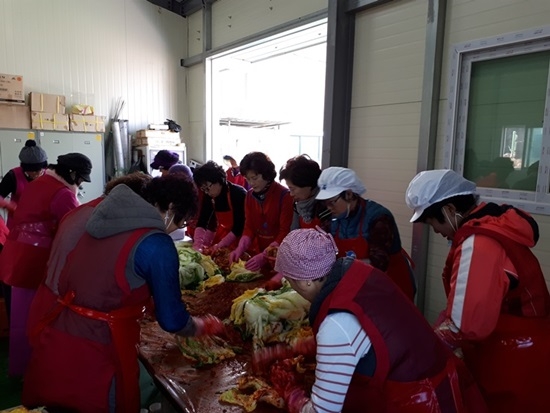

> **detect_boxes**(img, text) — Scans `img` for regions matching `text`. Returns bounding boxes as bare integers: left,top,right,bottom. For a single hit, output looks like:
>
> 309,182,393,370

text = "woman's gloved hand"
192,227,215,252
229,235,252,263
0,198,16,213
245,252,267,271
211,232,237,254
285,387,309,413
192,314,226,337
264,272,284,291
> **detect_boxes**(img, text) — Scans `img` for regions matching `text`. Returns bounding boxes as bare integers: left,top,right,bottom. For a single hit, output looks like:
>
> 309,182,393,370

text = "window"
446,26,550,214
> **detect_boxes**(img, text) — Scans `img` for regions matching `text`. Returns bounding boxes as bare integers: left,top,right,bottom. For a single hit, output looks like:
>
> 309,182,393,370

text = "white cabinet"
0,129,105,205
37,131,105,204
0,129,37,178
135,143,187,177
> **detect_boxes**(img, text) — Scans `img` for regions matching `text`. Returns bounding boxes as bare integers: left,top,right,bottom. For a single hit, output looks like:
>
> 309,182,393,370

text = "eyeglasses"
200,183,213,193
324,194,342,208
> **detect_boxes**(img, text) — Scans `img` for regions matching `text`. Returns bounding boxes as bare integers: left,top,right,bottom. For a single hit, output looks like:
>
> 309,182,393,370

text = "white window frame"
446,26,550,215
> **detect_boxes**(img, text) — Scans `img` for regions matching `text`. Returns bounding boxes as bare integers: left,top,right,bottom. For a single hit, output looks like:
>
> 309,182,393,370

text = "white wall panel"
188,9,204,57
0,0,188,140
211,0,326,49
349,0,428,292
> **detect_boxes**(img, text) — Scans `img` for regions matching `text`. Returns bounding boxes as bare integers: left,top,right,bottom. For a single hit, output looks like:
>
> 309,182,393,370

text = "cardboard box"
69,114,105,132
132,136,182,147
30,92,66,114
0,104,31,129
0,73,24,104
136,129,181,139
31,111,69,131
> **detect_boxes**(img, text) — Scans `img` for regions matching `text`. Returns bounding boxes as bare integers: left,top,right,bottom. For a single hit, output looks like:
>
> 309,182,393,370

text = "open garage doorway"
206,19,327,172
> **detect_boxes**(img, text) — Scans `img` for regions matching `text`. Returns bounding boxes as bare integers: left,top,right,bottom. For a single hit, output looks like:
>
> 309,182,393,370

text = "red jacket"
439,202,550,412
242,182,293,252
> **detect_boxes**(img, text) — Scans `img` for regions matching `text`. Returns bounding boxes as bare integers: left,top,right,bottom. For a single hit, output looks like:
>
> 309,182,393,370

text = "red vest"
0,175,67,288
313,261,485,413
23,227,153,413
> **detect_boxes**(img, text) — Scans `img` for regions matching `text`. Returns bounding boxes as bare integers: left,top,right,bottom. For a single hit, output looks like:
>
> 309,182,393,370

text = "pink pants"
9,286,36,377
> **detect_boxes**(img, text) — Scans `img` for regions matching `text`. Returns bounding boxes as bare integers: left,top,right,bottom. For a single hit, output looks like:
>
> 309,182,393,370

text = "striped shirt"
302,312,372,413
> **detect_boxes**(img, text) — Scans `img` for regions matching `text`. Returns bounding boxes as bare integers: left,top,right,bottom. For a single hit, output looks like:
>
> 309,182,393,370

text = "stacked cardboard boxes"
69,114,106,132
0,73,24,104
0,73,30,129
133,129,181,146
30,92,69,131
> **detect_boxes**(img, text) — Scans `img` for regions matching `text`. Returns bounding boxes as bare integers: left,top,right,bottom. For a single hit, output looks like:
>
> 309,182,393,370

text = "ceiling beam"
146,0,217,18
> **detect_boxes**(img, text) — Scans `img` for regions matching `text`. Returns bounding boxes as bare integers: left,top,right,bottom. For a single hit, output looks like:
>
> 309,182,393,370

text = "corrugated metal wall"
0,0,188,138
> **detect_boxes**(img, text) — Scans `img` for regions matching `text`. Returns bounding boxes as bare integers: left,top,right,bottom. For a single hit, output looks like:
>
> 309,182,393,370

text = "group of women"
266,169,550,413
190,152,416,300
1,141,549,412
0,142,224,412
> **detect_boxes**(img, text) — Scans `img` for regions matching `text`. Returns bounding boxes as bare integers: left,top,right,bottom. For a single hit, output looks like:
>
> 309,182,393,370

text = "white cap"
316,167,366,200
406,169,476,222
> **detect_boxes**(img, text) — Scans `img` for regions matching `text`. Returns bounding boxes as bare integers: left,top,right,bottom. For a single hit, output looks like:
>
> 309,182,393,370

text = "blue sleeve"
134,233,191,332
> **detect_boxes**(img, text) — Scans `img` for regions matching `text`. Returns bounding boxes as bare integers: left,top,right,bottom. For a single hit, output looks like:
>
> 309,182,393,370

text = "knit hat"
57,153,93,182
274,228,338,281
19,140,48,171
168,163,193,179
150,150,180,170
316,167,366,200
406,169,476,222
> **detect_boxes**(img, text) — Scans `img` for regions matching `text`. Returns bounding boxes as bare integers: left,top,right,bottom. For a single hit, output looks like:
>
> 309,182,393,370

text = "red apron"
343,357,484,413
23,228,152,413
298,215,321,229
334,215,415,301
462,314,550,413
213,188,236,248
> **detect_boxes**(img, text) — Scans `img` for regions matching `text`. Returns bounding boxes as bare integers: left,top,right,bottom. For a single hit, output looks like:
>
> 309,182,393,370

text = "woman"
23,175,224,413
223,154,248,189
279,155,331,231
0,152,91,377
0,139,48,226
229,152,294,271
406,169,550,412
316,167,416,301
271,228,486,413
192,160,246,252
150,149,180,176
0,139,48,319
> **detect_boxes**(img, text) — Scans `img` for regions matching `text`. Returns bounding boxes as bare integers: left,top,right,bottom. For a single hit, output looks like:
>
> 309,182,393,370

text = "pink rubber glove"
245,252,268,271
229,235,252,263
0,197,16,213
211,232,237,253
192,314,226,337
285,387,309,413
192,227,215,252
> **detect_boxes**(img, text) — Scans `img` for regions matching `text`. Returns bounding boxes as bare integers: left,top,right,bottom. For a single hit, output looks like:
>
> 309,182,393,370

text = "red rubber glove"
264,272,283,291
192,314,226,337
252,344,294,374
285,387,309,413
